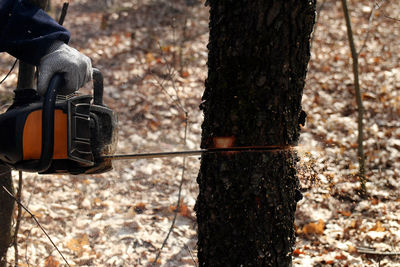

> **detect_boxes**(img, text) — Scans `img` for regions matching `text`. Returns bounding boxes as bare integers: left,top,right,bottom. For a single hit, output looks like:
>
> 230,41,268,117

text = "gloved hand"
38,41,92,96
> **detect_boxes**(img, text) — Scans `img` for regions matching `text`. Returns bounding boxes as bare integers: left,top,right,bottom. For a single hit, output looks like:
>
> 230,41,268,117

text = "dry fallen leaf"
370,198,380,205
339,210,352,217
302,219,325,235
134,202,146,214
146,52,156,63
148,257,162,265
293,248,305,257
369,221,386,232
170,199,191,218
66,234,90,256
335,253,347,260
348,245,358,254
181,71,190,78
44,256,60,267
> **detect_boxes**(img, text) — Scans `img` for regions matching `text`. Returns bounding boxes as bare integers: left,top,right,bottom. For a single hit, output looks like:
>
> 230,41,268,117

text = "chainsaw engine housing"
0,69,117,174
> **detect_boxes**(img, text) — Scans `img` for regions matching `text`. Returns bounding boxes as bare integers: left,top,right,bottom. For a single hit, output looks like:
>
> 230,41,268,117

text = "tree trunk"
195,1,316,266
0,1,49,265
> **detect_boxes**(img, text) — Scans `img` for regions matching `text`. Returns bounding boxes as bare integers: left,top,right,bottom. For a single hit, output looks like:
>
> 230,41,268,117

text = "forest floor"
1,0,400,266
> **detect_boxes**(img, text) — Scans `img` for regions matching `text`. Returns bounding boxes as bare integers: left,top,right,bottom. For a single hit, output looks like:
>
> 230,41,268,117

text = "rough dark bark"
195,1,316,266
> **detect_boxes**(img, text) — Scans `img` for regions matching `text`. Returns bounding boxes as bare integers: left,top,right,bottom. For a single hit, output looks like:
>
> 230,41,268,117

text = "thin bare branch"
1,186,70,267
358,0,378,54
154,41,189,144
155,42,187,113
24,228,33,266
152,157,187,266
185,243,198,267
375,0,400,22
0,59,17,85
13,171,23,267
382,14,400,22
341,0,367,196
58,2,69,25
149,36,193,266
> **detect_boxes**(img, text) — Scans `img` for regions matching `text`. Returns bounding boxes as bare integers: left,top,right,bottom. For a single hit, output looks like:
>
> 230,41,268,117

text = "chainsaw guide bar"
103,146,292,161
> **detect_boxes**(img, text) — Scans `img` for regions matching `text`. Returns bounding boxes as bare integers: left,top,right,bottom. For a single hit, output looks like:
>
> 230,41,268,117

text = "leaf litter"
0,0,400,266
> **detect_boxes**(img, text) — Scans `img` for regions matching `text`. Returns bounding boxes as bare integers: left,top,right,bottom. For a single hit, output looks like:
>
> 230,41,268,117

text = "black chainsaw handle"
38,74,63,172
92,68,104,106
15,74,63,173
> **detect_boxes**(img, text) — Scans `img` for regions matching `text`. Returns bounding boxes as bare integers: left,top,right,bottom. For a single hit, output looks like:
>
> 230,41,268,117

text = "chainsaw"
0,68,290,175
0,68,117,175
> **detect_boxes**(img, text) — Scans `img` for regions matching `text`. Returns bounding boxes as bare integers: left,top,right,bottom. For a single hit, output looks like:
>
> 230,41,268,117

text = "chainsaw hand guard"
0,68,117,175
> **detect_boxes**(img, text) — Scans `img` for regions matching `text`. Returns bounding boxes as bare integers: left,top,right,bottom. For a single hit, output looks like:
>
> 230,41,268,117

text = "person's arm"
0,0,92,95
0,0,70,66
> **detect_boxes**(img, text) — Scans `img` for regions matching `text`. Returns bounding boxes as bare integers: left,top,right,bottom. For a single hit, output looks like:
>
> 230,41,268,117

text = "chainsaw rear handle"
15,74,63,172
92,68,104,106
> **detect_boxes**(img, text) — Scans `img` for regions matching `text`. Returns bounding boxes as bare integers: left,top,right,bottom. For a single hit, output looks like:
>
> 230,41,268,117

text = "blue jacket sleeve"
0,0,70,65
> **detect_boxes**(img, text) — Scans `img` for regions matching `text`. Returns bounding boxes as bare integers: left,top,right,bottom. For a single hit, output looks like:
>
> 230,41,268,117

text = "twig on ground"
357,247,400,256
1,186,70,267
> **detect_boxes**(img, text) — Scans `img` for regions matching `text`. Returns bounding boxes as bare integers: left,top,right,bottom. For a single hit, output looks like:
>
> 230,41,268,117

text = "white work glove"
38,41,92,96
